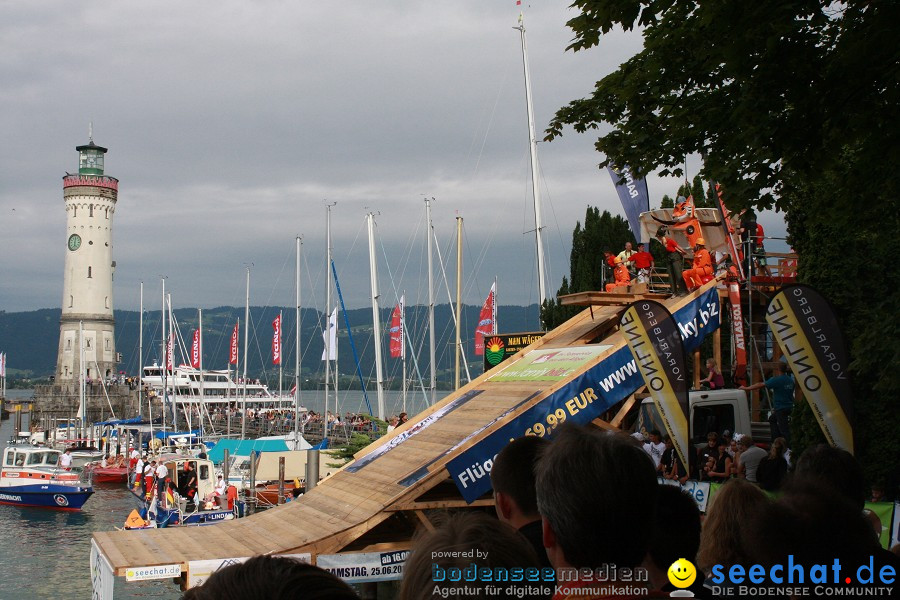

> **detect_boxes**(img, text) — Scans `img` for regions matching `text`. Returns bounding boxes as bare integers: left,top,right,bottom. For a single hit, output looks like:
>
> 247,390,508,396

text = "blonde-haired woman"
697,478,769,576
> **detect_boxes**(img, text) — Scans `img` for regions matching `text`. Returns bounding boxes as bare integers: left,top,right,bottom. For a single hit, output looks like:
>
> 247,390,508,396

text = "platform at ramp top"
93,283,720,576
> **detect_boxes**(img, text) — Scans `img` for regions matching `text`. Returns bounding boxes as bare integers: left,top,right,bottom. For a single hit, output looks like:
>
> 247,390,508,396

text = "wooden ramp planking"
93,282,716,576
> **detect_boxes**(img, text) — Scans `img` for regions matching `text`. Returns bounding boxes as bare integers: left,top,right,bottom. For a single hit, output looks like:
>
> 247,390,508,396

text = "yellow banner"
621,305,689,468
766,293,854,453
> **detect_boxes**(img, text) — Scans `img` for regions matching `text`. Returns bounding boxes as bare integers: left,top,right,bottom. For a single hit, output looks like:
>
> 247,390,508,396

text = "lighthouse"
54,137,119,384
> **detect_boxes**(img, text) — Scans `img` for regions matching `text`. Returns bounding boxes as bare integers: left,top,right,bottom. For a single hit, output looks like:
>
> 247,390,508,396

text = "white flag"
321,308,338,361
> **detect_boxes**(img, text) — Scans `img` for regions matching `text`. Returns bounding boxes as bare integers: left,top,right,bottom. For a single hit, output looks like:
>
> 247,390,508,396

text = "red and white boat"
84,462,128,484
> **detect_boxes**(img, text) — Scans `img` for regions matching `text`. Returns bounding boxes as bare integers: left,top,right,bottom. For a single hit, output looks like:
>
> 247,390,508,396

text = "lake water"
295,387,437,419
0,390,174,599
0,388,434,599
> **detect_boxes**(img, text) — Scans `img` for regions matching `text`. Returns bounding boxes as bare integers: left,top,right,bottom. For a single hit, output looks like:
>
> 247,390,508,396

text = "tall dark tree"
545,0,899,485
542,207,634,329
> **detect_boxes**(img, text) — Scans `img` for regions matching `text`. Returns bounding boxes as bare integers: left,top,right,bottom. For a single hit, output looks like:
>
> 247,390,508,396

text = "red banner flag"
190,329,200,369
166,333,174,372
230,322,239,365
474,283,497,356
389,296,404,358
272,314,282,366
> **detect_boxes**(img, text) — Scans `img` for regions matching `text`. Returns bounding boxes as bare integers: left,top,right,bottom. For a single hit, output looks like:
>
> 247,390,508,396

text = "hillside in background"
0,303,542,388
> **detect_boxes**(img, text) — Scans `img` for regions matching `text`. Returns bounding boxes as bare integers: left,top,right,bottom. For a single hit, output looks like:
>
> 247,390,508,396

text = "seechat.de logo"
709,555,896,596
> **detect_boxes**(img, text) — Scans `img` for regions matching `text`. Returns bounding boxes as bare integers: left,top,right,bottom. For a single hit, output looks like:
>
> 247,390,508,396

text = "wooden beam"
713,299,722,375
609,393,639,429
559,291,669,307
591,418,620,432
386,498,495,512
355,541,414,553
414,510,435,533
693,348,702,390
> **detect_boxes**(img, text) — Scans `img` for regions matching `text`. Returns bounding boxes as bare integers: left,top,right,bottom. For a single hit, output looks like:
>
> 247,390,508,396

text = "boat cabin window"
199,463,209,480
14,453,25,466
26,453,45,466
4,451,14,466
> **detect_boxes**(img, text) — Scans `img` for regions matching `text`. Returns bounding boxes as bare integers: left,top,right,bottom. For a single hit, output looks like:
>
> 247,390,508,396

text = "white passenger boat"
141,363,303,411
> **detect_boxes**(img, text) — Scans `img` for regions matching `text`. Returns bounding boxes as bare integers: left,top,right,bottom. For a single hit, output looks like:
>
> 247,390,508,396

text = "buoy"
124,509,148,529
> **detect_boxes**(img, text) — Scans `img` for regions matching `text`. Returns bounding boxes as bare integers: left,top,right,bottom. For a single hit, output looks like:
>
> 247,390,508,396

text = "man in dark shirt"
490,436,552,568
180,462,198,505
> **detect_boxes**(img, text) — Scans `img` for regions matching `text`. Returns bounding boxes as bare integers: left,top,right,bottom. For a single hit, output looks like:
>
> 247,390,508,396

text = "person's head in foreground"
181,555,359,600
400,512,545,600
535,423,658,570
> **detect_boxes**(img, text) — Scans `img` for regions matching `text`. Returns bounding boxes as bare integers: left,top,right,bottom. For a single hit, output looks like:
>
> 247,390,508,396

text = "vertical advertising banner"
272,314,282,366
190,330,201,369
765,285,854,453
389,297,404,358
229,322,239,365
474,283,497,356
620,300,690,467
713,183,744,280
166,333,174,372
607,164,650,240
322,308,338,361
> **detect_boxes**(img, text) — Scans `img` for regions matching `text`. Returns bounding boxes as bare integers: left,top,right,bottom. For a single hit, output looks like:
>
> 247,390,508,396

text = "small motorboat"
249,481,304,508
128,454,244,527
84,461,128,484
0,446,93,510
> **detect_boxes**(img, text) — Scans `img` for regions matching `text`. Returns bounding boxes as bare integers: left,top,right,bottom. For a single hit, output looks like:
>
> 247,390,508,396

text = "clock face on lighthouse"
67,234,82,251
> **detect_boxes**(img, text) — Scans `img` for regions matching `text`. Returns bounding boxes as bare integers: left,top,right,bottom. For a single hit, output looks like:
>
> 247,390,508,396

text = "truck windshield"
692,404,736,443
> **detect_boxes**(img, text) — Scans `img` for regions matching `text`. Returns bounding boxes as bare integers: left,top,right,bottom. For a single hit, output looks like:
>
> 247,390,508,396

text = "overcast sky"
0,1,787,319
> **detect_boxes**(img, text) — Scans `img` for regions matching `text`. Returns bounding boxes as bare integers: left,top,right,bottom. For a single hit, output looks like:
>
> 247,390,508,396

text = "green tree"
542,208,635,329
546,0,899,484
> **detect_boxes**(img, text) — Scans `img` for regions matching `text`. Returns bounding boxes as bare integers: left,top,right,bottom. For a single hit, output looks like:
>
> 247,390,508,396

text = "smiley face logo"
667,558,696,589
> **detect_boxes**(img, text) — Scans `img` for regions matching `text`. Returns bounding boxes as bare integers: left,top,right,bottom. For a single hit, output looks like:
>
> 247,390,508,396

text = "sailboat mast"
295,235,302,445
517,13,547,307
199,308,207,438
325,202,336,433
161,277,167,434
168,293,178,430
426,198,436,406
278,309,283,398
366,212,386,420
138,282,143,417
79,320,85,434
401,293,407,414
455,216,463,391
241,266,250,439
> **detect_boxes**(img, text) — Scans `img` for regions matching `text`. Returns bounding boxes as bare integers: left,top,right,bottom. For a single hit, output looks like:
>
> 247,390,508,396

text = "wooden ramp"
92,282,720,582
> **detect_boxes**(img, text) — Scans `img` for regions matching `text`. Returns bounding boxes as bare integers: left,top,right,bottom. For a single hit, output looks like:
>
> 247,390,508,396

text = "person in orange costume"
683,237,713,290
605,257,631,292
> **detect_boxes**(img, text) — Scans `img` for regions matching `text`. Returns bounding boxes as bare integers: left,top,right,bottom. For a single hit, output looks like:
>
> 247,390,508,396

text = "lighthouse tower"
54,137,119,384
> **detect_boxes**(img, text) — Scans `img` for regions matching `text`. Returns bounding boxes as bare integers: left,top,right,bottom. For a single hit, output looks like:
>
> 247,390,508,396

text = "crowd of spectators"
182,424,898,600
